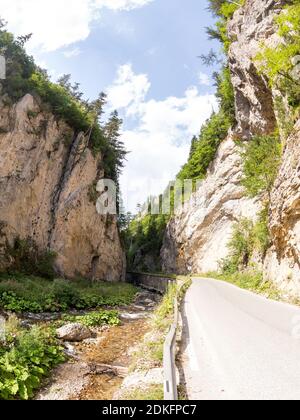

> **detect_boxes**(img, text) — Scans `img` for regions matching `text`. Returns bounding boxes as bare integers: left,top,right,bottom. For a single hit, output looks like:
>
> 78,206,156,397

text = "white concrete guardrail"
163,278,190,400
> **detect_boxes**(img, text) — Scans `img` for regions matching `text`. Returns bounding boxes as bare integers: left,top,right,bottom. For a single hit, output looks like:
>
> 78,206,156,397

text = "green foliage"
7,238,57,279
123,384,164,401
0,28,35,101
154,284,177,328
62,310,120,327
123,2,238,264
207,0,244,52
0,320,64,400
130,277,190,374
215,66,236,122
255,0,300,112
252,207,270,256
208,0,244,17
0,274,138,313
178,63,235,182
125,214,168,272
177,110,231,181
220,218,255,274
274,95,296,140
239,134,282,198
220,211,270,274
205,271,281,300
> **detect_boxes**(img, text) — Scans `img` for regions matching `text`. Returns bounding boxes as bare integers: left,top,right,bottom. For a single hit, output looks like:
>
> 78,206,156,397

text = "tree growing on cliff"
208,0,244,16
0,21,127,191
240,134,282,200
103,110,127,186
255,0,300,112
57,74,84,101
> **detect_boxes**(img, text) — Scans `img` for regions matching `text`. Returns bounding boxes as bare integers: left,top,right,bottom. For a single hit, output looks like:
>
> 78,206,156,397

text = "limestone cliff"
162,0,300,296
161,134,261,274
265,121,300,295
0,94,125,282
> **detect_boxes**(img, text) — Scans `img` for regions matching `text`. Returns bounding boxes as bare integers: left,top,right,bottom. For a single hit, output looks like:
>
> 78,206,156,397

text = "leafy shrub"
62,310,120,327
255,0,300,112
0,321,64,400
154,284,176,331
239,134,282,199
220,211,270,274
0,274,138,313
251,207,270,256
206,271,281,300
273,95,296,141
6,237,57,279
220,218,255,274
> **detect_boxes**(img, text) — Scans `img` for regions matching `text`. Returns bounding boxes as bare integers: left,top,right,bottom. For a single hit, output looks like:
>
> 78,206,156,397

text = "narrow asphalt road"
181,277,300,400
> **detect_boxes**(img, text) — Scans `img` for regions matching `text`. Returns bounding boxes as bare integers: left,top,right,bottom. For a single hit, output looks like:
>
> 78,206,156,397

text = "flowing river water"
32,290,160,400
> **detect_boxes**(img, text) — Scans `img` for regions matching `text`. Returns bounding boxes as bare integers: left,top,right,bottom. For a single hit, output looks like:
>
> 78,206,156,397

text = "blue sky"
1,0,220,211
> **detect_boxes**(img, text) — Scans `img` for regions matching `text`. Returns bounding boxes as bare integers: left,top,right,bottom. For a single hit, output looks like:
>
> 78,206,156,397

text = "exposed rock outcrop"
264,121,300,295
0,94,125,281
227,0,285,137
161,135,260,274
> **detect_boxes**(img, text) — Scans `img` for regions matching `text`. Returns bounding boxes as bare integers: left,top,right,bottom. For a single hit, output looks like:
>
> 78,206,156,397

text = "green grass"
123,384,164,401
203,271,282,300
121,277,191,400
130,277,191,371
0,273,138,313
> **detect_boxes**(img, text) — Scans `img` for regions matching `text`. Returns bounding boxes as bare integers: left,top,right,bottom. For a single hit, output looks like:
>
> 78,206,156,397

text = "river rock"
57,323,93,342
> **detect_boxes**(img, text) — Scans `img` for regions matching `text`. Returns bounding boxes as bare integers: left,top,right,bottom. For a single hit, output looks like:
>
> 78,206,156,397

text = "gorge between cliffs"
1,0,300,402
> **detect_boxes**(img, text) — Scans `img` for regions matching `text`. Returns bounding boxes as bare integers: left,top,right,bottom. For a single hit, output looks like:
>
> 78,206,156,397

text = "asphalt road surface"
181,277,300,400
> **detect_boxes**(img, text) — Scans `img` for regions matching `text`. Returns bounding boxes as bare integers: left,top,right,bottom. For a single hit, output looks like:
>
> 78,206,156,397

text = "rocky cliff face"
0,94,125,282
265,121,300,295
162,0,300,296
227,0,286,137
161,134,260,274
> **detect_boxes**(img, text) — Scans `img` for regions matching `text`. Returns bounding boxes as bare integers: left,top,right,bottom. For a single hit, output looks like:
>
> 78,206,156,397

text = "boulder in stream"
57,323,93,342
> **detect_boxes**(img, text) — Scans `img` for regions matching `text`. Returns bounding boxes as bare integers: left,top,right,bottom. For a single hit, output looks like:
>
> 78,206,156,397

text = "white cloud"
93,0,153,11
0,0,154,52
107,65,218,212
63,47,82,58
106,64,150,114
198,72,211,86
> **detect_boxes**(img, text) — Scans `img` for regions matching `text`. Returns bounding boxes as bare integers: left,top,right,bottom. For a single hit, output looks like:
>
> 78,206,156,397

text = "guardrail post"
163,293,182,400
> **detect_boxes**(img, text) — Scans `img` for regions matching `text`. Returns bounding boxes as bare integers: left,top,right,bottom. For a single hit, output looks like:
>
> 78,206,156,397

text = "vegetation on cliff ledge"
256,0,300,122
0,19,127,184
123,0,240,272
